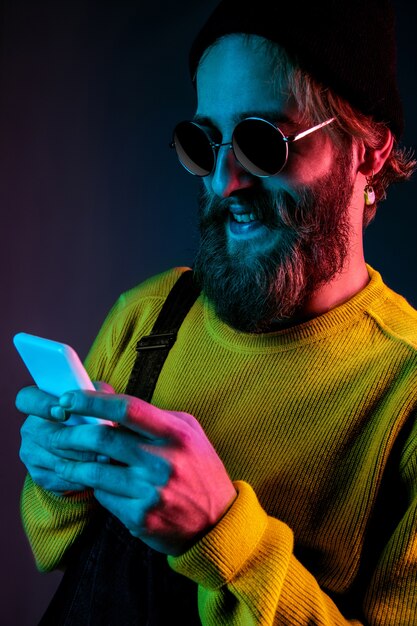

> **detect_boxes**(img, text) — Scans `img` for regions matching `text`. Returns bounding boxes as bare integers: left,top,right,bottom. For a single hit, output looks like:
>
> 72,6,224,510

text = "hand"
50,389,237,555
16,383,113,495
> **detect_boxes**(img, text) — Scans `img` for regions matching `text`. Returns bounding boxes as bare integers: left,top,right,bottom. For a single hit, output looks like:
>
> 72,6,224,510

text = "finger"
16,386,68,421
20,438,62,471
92,381,115,394
58,391,181,441
24,452,88,493
20,436,101,470
30,469,88,494
54,460,168,495
51,425,171,478
21,416,112,464
21,415,68,450
21,416,91,458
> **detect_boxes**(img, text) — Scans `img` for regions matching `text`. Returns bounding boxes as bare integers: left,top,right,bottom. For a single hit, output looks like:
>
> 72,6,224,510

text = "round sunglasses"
170,116,335,178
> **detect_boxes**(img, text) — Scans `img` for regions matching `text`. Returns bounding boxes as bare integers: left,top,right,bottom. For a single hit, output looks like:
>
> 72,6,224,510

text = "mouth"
231,212,258,223
228,207,266,238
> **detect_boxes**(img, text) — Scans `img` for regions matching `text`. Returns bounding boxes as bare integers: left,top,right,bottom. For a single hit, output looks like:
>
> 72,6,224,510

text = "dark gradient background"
1,1,416,624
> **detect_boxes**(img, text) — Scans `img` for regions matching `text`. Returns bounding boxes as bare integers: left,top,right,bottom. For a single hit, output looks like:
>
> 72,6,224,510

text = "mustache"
197,170,350,245
198,186,295,229
197,184,321,239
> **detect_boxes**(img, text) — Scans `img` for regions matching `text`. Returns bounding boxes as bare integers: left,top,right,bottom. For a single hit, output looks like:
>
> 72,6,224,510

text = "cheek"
264,175,300,204
284,137,335,184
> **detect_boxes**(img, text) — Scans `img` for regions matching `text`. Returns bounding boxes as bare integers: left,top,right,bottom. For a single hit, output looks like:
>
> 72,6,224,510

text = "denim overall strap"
124,269,201,400
38,270,202,625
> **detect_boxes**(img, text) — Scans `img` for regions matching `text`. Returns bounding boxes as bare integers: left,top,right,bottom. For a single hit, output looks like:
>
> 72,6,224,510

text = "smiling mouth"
227,211,268,239
231,212,258,223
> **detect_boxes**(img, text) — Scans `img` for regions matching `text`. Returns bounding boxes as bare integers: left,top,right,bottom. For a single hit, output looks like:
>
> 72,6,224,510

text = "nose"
210,144,255,198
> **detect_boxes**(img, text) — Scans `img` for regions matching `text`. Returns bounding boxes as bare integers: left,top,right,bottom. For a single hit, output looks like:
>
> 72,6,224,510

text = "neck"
285,185,370,327
302,257,369,320
264,250,369,333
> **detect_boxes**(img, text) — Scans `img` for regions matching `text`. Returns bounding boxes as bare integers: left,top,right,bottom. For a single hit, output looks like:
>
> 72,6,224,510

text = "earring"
364,170,376,206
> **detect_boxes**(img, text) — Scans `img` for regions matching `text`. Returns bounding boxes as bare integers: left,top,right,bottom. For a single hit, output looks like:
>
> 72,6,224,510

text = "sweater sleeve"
20,476,97,572
362,427,417,625
168,475,417,625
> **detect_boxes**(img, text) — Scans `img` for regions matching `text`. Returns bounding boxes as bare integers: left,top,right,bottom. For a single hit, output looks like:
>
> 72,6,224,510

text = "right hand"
16,384,112,496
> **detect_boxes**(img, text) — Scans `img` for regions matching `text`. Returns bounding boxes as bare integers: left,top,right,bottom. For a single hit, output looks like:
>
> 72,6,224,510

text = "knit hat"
189,0,404,139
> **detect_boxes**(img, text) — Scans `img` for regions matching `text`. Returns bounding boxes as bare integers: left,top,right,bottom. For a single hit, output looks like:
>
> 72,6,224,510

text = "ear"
358,128,394,176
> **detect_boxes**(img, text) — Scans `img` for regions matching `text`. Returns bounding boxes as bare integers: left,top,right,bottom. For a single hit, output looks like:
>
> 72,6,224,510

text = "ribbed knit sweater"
21,265,417,625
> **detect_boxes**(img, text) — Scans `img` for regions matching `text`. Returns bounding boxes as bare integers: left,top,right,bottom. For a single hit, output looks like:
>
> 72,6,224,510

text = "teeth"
232,212,257,223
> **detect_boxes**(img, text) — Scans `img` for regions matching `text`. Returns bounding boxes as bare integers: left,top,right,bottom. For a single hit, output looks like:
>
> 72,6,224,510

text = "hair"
198,34,417,228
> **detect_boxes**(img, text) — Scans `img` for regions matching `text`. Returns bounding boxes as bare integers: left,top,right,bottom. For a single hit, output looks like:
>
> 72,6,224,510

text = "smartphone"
13,332,112,426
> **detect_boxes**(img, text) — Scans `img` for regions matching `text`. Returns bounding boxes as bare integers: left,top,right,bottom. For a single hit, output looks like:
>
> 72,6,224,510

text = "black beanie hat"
189,0,404,139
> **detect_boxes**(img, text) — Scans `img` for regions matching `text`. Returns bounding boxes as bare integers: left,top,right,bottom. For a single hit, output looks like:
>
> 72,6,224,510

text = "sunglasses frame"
170,116,336,178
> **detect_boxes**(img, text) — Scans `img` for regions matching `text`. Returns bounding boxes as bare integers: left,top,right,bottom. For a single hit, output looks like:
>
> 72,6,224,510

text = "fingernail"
59,392,75,409
50,406,69,421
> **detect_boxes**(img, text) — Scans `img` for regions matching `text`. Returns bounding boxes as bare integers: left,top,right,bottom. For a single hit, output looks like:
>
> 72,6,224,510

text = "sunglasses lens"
172,122,214,176
233,119,287,176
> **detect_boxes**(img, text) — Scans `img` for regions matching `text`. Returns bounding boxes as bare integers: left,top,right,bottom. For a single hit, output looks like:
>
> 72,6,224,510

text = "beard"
193,150,355,333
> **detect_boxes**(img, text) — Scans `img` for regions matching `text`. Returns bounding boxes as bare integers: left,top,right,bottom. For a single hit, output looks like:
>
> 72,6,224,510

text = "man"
16,1,417,624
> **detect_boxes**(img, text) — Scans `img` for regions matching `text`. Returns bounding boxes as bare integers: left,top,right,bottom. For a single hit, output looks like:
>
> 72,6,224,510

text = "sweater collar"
203,265,386,352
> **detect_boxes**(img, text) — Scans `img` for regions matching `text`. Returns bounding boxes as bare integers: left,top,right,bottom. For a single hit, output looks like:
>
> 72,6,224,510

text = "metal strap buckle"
135,332,177,351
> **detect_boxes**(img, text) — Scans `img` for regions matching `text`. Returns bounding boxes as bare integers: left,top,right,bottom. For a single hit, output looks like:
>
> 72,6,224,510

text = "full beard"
193,151,354,333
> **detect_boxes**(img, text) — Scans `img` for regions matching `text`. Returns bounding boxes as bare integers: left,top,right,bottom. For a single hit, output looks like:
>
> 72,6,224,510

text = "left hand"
52,388,237,556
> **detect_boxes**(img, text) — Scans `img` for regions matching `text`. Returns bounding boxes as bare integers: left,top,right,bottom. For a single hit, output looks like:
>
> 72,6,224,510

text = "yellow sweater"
21,265,417,625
